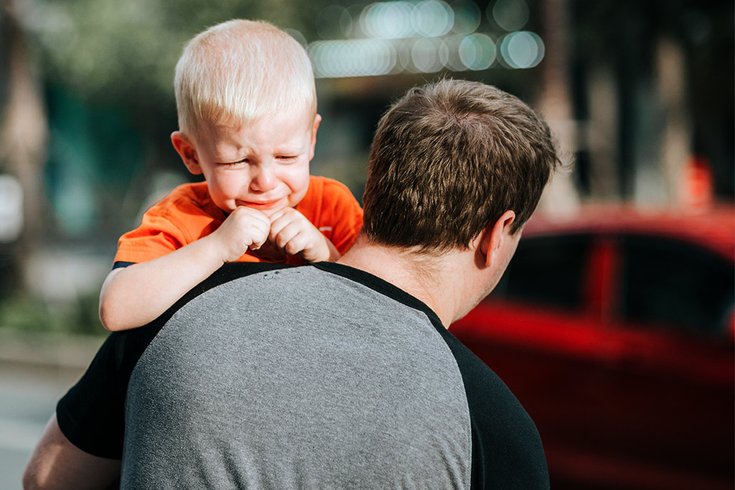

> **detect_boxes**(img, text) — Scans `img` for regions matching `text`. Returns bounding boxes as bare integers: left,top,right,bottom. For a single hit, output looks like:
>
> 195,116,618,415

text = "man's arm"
23,415,120,490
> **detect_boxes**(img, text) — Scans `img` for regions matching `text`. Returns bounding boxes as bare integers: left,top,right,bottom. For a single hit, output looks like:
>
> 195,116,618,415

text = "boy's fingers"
271,225,298,248
251,224,270,248
278,223,317,256
269,212,301,240
233,205,270,225
248,233,267,251
268,209,285,222
284,233,309,256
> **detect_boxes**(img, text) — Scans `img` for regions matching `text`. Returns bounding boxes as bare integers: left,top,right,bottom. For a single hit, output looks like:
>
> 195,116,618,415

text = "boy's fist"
269,208,339,262
211,206,270,262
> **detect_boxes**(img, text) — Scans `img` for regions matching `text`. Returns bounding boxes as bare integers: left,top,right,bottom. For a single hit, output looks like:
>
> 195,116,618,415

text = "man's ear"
478,210,517,267
171,131,202,175
308,114,322,161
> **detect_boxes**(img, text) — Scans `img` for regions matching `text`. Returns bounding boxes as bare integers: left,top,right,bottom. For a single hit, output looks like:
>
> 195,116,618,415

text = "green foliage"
22,0,334,106
0,292,105,336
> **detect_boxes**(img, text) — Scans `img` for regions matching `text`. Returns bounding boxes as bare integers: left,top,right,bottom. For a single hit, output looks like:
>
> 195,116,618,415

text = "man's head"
362,79,560,253
170,19,319,216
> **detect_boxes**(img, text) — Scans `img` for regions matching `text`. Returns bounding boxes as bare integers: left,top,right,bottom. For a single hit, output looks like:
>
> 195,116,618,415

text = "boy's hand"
210,206,270,262
269,208,340,262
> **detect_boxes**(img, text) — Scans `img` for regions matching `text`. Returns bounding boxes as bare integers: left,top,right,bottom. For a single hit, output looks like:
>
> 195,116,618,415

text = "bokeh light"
412,0,454,38
308,0,549,77
360,1,414,39
316,5,349,40
490,0,530,31
499,31,544,68
309,39,397,78
411,37,448,72
459,33,497,70
450,0,482,35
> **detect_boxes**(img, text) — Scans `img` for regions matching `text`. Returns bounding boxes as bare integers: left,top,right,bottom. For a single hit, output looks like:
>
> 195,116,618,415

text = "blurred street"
0,334,102,490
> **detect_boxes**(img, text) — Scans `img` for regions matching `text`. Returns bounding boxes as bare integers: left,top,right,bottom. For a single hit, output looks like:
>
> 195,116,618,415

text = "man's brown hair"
362,79,561,253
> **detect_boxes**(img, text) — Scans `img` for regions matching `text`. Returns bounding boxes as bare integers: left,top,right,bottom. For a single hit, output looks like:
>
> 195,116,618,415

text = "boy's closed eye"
217,157,250,168
276,155,298,163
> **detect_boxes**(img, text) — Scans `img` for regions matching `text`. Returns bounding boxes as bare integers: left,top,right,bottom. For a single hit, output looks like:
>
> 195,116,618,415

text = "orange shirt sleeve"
114,183,222,265
297,176,363,255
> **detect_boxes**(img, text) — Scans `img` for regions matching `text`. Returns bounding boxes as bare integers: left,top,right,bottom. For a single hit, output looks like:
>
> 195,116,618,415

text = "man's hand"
209,206,270,262
269,208,340,262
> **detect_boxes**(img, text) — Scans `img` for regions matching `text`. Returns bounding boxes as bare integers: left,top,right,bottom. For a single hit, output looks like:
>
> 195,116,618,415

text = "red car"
450,206,734,490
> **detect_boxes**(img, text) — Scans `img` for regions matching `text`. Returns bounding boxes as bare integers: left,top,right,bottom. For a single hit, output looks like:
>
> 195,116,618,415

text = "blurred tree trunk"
655,37,692,207
586,63,620,199
537,0,580,214
0,0,49,293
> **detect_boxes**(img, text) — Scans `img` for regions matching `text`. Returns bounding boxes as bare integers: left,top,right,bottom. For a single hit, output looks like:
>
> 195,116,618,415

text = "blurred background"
0,0,732,488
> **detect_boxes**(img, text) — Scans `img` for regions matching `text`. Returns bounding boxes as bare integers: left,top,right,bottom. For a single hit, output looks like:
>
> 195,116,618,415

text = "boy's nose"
250,165,277,192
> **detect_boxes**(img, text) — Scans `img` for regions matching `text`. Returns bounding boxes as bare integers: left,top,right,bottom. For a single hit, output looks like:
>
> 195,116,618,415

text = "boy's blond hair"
174,19,316,137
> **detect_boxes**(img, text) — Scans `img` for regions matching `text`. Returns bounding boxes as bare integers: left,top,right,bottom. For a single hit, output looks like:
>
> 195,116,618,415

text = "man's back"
115,263,548,488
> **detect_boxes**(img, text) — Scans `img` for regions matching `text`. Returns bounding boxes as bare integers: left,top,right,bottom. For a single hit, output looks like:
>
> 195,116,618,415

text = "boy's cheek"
286,166,311,193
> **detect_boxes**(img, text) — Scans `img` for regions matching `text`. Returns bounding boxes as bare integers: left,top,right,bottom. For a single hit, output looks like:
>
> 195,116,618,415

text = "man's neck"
337,236,467,327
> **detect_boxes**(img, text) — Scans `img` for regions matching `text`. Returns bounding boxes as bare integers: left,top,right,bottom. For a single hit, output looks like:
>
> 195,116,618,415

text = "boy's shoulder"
306,175,354,199
162,181,210,205
299,176,360,213
147,181,221,221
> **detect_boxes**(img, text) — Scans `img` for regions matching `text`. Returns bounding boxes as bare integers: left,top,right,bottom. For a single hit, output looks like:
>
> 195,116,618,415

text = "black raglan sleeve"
438,329,551,489
56,328,157,459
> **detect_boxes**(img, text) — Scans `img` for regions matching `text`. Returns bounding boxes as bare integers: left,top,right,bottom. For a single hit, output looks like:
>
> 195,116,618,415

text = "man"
24,79,560,489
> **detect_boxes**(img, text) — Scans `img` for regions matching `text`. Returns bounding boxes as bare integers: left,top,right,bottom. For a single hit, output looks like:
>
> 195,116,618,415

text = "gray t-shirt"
57,262,549,489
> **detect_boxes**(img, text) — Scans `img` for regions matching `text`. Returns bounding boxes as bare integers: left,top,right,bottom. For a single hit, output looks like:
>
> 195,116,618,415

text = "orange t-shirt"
114,176,363,266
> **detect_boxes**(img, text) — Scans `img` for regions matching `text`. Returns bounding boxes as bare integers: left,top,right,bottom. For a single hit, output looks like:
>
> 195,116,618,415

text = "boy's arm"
99,236,224,331
100,206,269,331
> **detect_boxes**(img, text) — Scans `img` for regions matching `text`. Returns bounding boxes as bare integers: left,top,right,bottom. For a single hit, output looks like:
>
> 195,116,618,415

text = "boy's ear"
308,114,322,161
171,131,202,175
478,210,517,268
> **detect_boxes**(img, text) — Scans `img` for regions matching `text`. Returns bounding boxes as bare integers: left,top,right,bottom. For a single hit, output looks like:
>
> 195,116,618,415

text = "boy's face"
172,109,320,217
